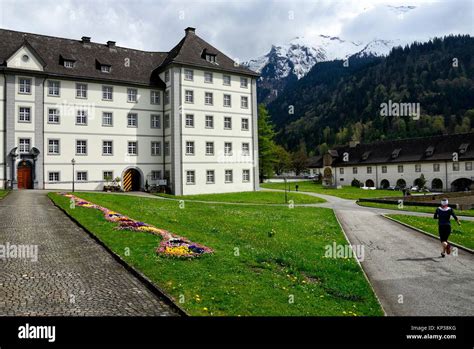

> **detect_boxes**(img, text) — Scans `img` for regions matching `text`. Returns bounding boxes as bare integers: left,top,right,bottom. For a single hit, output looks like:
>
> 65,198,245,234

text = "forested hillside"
267,35,474,154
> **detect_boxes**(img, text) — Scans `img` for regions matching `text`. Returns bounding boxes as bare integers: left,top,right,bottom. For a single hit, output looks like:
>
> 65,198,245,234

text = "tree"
273,145,292,175
258,104,277,181
291,142,309,175
414,174,427,189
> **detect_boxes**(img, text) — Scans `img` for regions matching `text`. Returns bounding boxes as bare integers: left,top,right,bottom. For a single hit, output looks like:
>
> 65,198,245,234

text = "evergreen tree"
258,104,277,181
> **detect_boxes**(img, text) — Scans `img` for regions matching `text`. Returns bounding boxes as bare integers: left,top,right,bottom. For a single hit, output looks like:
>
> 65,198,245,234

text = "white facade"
332,160,474,191
0,30,259,195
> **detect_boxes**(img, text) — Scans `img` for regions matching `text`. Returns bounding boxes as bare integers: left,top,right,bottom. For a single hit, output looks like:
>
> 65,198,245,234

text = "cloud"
0,0,471,60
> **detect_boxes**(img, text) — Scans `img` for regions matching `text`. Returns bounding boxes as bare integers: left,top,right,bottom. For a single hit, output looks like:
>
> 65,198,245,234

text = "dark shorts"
438,224,451,242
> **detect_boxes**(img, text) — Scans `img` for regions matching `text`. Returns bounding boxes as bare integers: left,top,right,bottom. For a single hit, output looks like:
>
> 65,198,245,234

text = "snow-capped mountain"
243,35,402,103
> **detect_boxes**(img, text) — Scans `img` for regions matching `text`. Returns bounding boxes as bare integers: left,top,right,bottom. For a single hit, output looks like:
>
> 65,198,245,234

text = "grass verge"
359,201,474,217
387,214,474,250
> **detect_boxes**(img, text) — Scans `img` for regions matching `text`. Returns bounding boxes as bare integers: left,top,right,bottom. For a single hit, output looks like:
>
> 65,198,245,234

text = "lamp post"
71,158,76,192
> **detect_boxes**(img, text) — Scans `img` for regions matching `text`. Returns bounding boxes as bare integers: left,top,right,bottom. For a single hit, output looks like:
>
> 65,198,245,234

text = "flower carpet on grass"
62,193,213,258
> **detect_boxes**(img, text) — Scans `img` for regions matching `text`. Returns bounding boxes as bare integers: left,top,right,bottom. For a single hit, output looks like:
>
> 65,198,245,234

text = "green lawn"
262,181,401,200
387,214,474,250
157,190,325,205
49,192,382,316
0,190,9,199
359,201,474,217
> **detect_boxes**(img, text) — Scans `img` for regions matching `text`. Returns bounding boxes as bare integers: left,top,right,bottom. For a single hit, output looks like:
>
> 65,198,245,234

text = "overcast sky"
0,0,472,61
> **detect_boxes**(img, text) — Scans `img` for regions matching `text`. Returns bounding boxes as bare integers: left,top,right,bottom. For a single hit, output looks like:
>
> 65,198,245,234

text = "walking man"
434,198,460,257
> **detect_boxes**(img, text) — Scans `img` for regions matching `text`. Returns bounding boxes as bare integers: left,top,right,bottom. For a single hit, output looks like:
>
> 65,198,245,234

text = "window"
151,91,160,104
367,166,372,174
205,115,214,128
165,90,170,104
102,86,113,100
76,110,87,125
151,114,161,128
151,171,161,180
225,169,233,183
339,168,344,175
398,165,404,173
165,71,170,82
164,114,170,128
76,140,87,155
151,141,161,156
127,113,138,127
164,141,170,156
128,141,138,155
76,83,87,98
103,171,113,181
127,88,138,102
102,112,113,126
48,108,60,124
19,78,31,94
241,118,249,130
223,75,231,86
415,164,421,172
381,166,387,173
77,171,87,182
242,143,250,156
223,94,231,107
243,169,250,182
49,172,60,182
185,90,194,103
224,142,232,155
353,167,358,174
48,139,60,155
19,107,31,122
185,114,194,127
206,170,215,184
64,60,74,68
204,72,213,83
19,138,30,153
241,96,249,109
466,162,472,171
434,163,440,172
186,170,195,185
184,69,194,81
206,54,216,63
101,65,111,73
205,92,213,105
186,141,195,155
453,162,460,171
206,142,214,155
48,81,60,96
102,141,113,155
224,116,232,129
240,77,248,88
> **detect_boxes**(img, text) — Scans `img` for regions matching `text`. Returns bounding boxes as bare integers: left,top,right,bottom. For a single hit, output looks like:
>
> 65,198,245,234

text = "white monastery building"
0,27,259,194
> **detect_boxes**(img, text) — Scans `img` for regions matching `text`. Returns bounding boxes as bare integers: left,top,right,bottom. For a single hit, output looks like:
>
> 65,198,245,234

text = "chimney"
185,27,196,35
107,41,116,48
81,36,91,44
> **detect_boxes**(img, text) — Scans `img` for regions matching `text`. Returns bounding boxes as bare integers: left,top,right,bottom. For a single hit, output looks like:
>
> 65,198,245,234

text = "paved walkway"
0,191,179,316
267,189,474,316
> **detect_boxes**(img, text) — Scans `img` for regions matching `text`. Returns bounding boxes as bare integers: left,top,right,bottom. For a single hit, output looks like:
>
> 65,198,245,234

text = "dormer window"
206,54,216,63
391,148,401,159
101,65,111,73
361,151,371,161
64,60,74,68
459,143,470,154
425,145,435,157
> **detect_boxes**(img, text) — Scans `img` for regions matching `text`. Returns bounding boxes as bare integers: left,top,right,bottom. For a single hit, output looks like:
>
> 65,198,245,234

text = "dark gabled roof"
0,27,259,86
0,28,168,86
159,29,259,77
307,155,323,168
328,133,474,166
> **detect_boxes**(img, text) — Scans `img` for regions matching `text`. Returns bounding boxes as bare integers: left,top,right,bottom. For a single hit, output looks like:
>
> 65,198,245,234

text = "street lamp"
71,158,76,192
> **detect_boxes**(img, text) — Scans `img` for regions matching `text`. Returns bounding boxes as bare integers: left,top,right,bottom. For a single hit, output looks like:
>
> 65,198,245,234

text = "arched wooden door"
123,168,141,191
17,161,33,189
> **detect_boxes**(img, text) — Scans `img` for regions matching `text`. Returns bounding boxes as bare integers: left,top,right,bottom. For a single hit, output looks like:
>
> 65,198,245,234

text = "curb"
382,214,474,254
49,194,189,317
332,211,387,316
